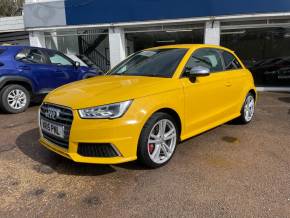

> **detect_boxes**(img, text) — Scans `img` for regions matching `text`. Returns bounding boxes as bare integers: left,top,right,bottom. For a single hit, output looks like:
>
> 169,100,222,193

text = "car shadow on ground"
117,161,152,171
278,97,290,104
0,98,42,114
16,128,117,176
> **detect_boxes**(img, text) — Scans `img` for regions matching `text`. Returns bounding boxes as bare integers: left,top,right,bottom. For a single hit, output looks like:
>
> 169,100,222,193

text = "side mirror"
187,66,210,77
74,61,80,68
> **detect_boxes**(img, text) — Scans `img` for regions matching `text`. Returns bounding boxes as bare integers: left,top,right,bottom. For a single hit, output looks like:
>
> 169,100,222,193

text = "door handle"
225,82,232,87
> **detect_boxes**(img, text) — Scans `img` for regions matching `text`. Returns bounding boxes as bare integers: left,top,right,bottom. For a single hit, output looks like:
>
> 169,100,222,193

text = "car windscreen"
108,48,188,78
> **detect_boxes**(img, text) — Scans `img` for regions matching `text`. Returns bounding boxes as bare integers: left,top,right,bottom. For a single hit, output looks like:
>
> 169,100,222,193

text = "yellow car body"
39,44,256,165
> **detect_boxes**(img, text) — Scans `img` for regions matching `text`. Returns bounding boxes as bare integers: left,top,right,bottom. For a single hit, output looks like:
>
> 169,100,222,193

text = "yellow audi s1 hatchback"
39,44,256,168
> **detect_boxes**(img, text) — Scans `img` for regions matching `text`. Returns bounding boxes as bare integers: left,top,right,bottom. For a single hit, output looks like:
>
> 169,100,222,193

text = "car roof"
0,45,56,51
0,45,30,50
146,44,234,53
0,45,62,55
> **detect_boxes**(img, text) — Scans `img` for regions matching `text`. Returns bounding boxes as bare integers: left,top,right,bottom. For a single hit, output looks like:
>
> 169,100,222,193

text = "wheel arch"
249,89,257,101
153,108,182,137
0,76,33,93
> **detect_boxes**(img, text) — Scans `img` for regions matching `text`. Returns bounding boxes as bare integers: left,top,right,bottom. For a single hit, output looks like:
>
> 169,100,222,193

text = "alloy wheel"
147,119,177,164
7,89,27,110
244,95,255,122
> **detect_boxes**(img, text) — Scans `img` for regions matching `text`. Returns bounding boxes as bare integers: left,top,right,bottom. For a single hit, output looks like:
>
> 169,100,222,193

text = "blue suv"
0,46,101,114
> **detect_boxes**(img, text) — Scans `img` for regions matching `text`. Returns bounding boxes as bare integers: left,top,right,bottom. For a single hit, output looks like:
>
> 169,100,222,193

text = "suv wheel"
137,112,179,168
0,84,30,114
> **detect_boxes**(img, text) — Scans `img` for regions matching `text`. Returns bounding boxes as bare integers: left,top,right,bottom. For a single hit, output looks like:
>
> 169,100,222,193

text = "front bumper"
40,137,137,164
39,107,143,164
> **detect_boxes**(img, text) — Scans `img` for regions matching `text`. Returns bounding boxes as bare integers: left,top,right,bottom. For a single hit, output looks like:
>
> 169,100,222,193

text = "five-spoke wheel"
238,92,255,124
147,119,177,165
138,112,179,168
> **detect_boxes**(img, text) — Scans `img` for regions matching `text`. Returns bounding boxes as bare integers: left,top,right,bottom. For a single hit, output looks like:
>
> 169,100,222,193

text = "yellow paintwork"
39,44,256,164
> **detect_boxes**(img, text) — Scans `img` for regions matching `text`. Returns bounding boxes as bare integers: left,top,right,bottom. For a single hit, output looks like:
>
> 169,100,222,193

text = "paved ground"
0,92,290,218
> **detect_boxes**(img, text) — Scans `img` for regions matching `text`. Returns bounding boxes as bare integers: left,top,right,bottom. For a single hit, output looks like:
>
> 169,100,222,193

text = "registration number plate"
41,119,64,139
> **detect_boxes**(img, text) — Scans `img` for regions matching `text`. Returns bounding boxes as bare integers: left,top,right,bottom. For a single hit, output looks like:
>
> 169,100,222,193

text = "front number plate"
41,119,64,139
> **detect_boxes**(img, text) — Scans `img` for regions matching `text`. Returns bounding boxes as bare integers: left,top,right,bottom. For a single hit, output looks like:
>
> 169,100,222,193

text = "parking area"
0,92,289,217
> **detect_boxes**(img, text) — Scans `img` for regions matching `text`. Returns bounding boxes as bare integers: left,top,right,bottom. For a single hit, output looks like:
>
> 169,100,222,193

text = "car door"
45,50,78,87
220,50,249,114
181,48,233,136
15,48,58,93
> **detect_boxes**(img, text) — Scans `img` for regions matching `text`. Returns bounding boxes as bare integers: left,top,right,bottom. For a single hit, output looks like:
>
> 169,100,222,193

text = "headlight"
78,100,132,119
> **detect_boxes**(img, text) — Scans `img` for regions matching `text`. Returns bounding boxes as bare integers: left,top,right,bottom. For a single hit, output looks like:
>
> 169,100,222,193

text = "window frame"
181,47,225,78
181,47,245,78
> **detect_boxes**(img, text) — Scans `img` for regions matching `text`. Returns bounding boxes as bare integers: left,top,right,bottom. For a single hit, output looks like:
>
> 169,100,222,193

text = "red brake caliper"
148,144,155,154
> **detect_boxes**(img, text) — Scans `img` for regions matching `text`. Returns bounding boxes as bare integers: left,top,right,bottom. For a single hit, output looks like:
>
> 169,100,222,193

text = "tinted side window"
15,48,29,61
222,51,242,70
47,51,73,66
16,48,47,64
185,48,223,73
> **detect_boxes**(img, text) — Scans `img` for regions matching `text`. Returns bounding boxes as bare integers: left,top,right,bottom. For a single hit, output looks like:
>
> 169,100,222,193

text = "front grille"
40,103,73,149
77,143,119,157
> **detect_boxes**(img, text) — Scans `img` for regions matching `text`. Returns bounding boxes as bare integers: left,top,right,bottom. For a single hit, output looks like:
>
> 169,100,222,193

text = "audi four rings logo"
45,107,61,120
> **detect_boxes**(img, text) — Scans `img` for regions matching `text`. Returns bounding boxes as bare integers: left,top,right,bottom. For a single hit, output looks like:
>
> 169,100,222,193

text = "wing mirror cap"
188,66,210,77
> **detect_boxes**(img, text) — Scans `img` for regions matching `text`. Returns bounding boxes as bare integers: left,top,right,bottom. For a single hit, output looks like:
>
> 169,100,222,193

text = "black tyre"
137,112,179,168
237,93,255,124
0,84,30,114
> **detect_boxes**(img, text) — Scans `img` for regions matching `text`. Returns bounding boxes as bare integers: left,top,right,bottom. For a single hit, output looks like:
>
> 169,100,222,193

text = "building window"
221,27,290,87
125,23,204,52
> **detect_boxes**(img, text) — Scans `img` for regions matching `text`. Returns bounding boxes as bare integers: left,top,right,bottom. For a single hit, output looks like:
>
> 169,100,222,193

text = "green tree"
0,0,24,17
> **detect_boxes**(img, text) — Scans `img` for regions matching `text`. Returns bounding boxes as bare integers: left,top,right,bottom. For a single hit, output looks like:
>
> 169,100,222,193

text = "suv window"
16,48,47,64
185,48,223,73
222,51,242,70
47,51,73,66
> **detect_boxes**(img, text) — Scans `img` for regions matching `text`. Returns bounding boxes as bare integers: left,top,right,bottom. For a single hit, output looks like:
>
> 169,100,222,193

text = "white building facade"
22,0,290,90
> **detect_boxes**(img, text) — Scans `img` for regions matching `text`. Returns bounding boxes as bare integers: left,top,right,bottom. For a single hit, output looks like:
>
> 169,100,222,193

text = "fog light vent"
77,143,119,157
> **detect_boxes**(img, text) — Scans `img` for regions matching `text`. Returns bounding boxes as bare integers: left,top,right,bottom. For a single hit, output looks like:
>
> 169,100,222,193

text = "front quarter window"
47,51,73,66
109,48,188,78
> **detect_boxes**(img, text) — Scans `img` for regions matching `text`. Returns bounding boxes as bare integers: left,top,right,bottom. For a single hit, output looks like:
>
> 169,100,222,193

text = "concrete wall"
0,16,24,33
24,0,66,28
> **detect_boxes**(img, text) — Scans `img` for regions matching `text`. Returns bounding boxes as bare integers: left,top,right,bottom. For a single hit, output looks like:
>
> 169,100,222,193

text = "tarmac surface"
0,92,290,217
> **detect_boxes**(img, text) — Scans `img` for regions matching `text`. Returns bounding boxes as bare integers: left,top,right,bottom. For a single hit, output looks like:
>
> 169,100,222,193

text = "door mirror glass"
188,66,210,77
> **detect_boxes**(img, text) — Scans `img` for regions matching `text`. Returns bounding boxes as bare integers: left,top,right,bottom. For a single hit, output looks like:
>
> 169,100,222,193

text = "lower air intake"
77,143,119,157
